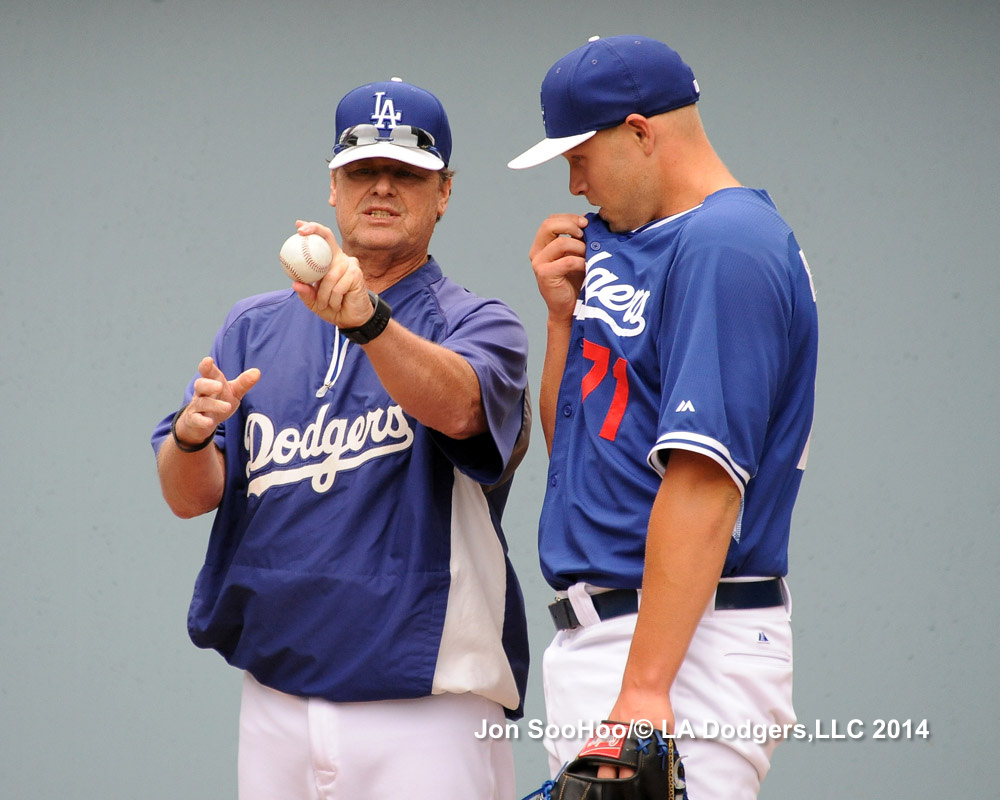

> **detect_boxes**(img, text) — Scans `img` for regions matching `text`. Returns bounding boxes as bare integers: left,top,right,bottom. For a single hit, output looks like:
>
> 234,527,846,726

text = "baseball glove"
522,721,687,800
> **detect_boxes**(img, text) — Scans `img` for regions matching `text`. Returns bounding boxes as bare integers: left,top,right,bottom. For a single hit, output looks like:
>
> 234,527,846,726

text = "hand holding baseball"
289,221,374,330
280,232,334,284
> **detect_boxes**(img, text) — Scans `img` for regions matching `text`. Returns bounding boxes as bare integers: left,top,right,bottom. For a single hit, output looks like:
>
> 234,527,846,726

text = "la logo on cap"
371,78,405,129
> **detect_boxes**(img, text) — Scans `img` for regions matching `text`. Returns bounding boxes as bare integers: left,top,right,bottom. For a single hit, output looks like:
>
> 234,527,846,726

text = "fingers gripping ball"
279,233,333,284
523,722,688,800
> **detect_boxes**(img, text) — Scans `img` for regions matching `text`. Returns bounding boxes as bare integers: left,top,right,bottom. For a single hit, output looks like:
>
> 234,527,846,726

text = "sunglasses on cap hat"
333,124,441,157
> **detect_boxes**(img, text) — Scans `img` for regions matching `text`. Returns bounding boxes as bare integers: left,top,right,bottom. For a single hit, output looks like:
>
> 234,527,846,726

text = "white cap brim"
506,130,596,169
329,141,445,171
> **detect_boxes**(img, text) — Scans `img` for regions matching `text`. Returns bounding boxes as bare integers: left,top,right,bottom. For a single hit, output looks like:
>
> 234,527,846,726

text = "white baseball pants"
237,672,515,800
541,579,795,800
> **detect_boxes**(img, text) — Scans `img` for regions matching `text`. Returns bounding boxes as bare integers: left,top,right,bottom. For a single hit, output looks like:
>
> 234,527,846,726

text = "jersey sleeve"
647,229,794,495
431,294,530,487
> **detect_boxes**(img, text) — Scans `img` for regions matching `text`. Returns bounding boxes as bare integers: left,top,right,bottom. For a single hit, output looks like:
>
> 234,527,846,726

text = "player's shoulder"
686,187,791,241
663,189,805,306
672,188,798,278
219,288,299,332
421,260,525,331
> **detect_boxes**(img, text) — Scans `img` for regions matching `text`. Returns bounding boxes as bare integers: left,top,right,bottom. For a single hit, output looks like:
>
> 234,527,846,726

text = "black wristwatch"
339,290,392,344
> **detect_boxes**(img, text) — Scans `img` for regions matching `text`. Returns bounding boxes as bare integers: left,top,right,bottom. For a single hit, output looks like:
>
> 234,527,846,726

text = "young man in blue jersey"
153,79,530,800
509,36,818,799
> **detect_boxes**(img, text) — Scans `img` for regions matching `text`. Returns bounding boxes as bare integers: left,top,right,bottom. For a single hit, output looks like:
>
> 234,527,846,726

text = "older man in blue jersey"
153,79,530,800
509,36,818,799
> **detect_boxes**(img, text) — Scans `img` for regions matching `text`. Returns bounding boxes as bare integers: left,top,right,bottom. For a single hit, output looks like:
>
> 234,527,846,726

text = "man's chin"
597,209,625,233
353,229,402,249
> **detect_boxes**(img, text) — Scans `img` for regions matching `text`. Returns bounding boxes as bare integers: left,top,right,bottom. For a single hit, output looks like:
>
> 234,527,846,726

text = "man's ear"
437,176,452,219
623,114,655,155
328,170,338,207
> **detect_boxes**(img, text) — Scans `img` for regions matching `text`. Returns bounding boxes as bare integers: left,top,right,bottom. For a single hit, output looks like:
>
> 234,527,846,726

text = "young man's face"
563,126,653,233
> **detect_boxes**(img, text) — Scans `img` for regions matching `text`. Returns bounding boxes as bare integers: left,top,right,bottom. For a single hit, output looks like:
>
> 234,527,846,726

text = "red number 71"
581,339,629,441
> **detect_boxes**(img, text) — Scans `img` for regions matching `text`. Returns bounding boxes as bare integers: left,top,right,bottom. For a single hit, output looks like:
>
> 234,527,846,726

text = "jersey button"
562,404,573,417
549,475,558,487
589,241,602,251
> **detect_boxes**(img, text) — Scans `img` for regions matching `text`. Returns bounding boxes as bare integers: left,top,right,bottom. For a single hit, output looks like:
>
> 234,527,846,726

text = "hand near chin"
529,214,589,324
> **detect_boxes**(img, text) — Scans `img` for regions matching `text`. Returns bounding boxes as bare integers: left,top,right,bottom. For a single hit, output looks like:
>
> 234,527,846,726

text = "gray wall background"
2,1,997,797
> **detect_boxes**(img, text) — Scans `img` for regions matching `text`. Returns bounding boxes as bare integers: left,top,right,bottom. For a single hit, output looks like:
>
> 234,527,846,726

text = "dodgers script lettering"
244,404,414,496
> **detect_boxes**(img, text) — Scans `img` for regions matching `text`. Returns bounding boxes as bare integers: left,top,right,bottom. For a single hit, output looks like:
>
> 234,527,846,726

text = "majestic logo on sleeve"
243,404,414,497
574,252,650,337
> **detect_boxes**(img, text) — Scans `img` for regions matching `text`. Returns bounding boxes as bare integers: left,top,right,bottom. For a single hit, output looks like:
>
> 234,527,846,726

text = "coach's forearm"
157,438,226,519
361,320,487,440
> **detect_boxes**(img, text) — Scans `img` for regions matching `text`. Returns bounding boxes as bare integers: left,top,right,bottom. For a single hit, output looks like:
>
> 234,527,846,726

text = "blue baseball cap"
330,78,452,171
508,36,700,169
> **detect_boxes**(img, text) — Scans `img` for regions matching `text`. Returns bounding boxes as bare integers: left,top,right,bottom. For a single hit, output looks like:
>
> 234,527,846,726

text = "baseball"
279,233,333,284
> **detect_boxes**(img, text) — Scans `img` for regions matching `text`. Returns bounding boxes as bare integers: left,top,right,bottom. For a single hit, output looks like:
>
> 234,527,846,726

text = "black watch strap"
339,290,392,344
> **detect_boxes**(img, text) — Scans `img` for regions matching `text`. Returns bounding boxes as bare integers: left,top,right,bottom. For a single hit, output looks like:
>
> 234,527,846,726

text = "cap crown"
332,80,452,169
541,35,699,138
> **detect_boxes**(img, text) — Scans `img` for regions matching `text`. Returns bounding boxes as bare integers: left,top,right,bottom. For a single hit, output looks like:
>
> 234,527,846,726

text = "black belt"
548,579,784,631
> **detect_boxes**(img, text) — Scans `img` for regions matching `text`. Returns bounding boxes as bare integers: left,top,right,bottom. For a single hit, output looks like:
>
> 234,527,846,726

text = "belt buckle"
548,598,580,630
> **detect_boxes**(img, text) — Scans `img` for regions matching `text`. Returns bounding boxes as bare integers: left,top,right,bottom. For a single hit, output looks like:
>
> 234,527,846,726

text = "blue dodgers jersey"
540,188,818,590
152,259,530,714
